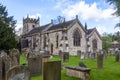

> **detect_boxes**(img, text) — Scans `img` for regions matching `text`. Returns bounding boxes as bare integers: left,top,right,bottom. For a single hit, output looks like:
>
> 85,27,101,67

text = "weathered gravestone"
81,52,85,59
97,53,103,69
9,49,20,66
58,50,62,59
0,51,12,80
6,65,30,80
28,54,42,76
0,58,2,80
63,52,69,62
43,61,61,80
115,51,119,62
77,50,81,57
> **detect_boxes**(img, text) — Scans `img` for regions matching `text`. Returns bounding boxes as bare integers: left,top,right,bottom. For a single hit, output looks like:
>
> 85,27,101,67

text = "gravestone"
43,61,61,80
0,58,2,80
58,50,62,59
81,52,85,59
115,51,119,62
0,53,11,80
0,50,7,57
77,50,81,57
6,65,30,80
63,52,69,62
9,49,20,65
28,54,42,76
97,53,103,69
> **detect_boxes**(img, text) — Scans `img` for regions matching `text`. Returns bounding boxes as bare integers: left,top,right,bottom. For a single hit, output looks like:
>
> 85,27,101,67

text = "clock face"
9,73,29,80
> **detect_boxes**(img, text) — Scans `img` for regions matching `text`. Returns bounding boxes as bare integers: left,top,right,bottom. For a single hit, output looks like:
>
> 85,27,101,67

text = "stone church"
21,15,102,55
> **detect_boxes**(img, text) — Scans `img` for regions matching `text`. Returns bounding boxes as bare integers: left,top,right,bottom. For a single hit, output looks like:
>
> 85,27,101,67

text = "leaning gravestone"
97,53,103,69
6,65,30,80
43,61,61,80
63,52,69,62
28,54,42,76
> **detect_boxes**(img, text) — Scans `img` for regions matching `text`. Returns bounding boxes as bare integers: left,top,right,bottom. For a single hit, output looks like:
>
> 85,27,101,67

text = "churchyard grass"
20,55,120,80
20,54,28,65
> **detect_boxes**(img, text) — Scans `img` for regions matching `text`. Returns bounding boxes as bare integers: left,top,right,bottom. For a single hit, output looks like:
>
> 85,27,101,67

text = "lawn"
20,55,120,80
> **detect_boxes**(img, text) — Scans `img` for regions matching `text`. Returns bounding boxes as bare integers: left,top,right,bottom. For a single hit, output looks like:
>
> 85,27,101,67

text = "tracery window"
73,30,81,46
92,39,97,51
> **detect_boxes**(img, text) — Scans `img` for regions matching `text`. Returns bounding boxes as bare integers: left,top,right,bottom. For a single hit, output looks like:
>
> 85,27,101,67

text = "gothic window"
92,39,97,51
33,36,36,49
73,29,81,46
43,35,46,49
56,35,59,48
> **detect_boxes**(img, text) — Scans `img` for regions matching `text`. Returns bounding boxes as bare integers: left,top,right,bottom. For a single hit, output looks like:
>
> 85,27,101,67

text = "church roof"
22,27,41,37
22,23,52,37
87,28,95,35
47,19,75,31
87,28,102,40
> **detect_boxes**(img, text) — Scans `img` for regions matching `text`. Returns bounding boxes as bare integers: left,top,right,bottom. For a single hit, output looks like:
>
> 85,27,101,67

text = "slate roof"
47,19,75,31
87,28,95,35
22,23,51,37
40,23,52,31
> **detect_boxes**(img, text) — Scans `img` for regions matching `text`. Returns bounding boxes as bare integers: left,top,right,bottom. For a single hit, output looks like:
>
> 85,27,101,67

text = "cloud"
15,22,22,31
62,1,115,20
15,22,23,35
54,0,72,9
96,26,106,34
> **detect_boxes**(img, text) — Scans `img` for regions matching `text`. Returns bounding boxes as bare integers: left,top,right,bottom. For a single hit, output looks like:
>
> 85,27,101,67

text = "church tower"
22,15,40,34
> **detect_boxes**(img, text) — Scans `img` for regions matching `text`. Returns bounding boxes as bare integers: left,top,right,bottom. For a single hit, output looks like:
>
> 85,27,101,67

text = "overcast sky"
0,0,119,34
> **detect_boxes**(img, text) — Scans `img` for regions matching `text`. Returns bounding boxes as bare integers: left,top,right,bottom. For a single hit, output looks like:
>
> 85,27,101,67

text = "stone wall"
88,31,102,53
67,22,87,55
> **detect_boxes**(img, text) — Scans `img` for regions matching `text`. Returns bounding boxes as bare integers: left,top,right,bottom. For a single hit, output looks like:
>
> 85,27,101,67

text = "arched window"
43,35,46,49
73,29,81,46
56,35,59,48
92,39,97,51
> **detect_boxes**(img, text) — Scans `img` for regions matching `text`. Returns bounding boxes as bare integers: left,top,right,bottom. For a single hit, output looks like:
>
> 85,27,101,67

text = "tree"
107,0,120,29
102,33,113,51
107,0,120,16
0,3,18,51
53,16,65,24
